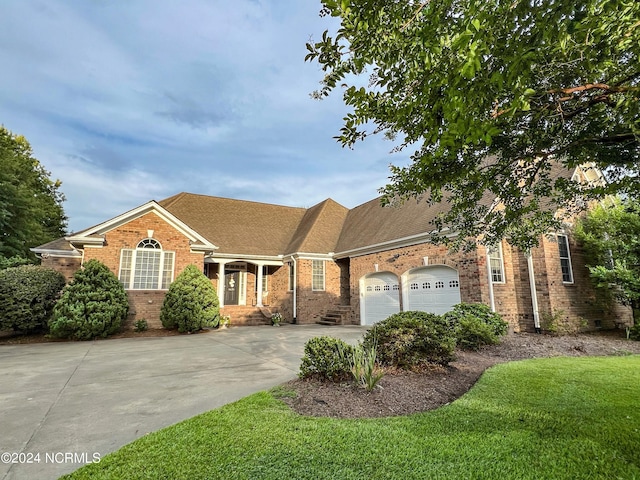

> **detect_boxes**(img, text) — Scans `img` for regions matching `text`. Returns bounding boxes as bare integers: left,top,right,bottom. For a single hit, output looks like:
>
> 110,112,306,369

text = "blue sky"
0,1,406,233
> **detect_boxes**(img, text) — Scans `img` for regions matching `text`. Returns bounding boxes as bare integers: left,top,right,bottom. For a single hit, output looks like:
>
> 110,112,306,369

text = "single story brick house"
32,165,631,331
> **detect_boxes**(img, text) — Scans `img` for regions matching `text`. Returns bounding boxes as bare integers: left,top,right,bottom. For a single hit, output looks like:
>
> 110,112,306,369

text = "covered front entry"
360,272,400,325
403,265,461,315
224,271,241,305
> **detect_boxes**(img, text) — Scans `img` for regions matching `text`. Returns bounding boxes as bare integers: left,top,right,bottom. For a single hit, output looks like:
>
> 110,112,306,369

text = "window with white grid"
557,234,574,283
118,238,175,290
312,260,325,291
487,244,505,284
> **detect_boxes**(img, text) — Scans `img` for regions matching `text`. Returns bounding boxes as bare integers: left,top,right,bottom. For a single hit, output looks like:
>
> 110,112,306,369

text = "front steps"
317,305,351,326
220,306,270,326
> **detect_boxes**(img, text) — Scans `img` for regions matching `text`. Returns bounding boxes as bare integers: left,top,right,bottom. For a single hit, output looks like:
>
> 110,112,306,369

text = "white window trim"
487,244,506,284
312,260,325,291
557,234,574,284
118,241,175,290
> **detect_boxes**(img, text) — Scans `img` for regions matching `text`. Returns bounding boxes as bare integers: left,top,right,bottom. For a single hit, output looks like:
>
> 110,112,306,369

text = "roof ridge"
169,192,307,211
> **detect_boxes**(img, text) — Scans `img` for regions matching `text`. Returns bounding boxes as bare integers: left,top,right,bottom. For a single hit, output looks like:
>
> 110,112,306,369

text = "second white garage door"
403,266,461,315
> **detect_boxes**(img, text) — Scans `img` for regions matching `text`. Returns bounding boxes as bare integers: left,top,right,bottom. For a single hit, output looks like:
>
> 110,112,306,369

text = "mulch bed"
279,331,640,419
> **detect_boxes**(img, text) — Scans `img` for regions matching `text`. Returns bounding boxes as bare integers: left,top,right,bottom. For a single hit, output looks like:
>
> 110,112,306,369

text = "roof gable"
286,198,349,254
66,200,217,251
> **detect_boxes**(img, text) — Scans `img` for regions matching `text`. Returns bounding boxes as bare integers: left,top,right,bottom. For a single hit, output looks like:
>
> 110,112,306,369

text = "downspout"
527,253,541,333
485,249,496,312
291,256,297,324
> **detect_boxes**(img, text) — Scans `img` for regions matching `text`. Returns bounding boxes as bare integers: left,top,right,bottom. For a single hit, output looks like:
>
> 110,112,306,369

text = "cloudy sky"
0,1,407,232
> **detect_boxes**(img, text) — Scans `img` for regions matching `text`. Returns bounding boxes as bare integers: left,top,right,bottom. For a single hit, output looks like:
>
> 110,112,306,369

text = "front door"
224,271,240,305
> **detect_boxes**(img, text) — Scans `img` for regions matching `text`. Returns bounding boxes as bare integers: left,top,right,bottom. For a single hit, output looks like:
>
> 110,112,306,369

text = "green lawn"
63,356,640,480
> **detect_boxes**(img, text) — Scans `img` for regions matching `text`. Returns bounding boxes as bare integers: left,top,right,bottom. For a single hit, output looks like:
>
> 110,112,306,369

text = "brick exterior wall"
82,212,204,279
80,212,204,328
295,259,343,324
126,291,166,329
532,234,624,331
268,264,294,322
348,243,485,326
345,236,630,332
40,256,82,283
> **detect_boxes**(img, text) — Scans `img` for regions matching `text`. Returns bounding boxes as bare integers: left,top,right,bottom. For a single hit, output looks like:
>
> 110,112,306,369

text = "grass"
62,356,640,480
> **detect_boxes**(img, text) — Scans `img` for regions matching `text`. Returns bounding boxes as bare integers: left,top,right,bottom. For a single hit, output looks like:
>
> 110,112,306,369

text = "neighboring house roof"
158,192,308,256
30,237,81,257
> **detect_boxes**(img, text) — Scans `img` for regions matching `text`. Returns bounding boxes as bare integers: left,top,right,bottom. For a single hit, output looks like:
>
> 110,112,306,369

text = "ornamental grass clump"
49,260,128,340
0,265,66,334
340,341,385,391
160,264,220,333
362,311,456,367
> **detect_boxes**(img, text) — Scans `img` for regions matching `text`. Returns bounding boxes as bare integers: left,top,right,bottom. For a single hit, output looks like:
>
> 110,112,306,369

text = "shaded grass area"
63,356,640,480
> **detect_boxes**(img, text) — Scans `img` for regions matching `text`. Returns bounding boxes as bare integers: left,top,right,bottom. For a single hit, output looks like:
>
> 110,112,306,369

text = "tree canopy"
0,126,67,260
306,0,640,249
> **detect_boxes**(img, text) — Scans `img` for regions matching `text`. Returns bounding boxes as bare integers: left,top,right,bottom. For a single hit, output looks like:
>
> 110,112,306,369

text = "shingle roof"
34,163,581,258
286,199,349,253
335,195,450,253
31,237,79,253
158,192,308,256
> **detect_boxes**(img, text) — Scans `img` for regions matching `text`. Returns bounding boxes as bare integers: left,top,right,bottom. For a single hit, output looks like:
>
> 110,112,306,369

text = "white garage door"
404,266,461,315
361,272,400,325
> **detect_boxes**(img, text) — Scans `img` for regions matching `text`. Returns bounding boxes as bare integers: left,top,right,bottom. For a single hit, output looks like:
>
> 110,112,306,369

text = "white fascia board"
205,253,284,266
67,201,218,250
334,229,456,259
65,235,104,246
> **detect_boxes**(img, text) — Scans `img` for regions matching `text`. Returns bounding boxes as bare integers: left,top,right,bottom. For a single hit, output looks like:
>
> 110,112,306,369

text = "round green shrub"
160,264,219,333
362,311,456,367
455,316,501,350
444,303,509,350
299,336,354,381
0,265,66,334
49,260,129,340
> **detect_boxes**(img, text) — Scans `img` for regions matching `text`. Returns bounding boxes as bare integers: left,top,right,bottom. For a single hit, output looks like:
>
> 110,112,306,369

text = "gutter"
527,253,542,333
485,250,496,312
291,256,297,323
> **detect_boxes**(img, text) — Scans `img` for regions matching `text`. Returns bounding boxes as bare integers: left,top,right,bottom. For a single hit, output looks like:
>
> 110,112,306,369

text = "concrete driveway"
0,325,366,480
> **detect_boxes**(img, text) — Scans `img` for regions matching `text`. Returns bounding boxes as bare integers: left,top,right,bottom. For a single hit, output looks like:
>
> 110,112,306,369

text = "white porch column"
217,261,227,308
256,262,264,307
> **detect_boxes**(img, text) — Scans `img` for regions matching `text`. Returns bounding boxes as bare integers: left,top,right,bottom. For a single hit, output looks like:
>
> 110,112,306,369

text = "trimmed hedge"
299,336,354,381
362,311,456,367
160,265,220,333
49,260,129,340
0,265,66,333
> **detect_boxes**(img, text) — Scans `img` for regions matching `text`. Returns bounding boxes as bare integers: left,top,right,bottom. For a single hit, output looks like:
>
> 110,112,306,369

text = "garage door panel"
362,273,400,325
405,266,460,315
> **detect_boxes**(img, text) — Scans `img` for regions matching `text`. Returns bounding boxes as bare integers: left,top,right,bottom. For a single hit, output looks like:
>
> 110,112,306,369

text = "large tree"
306,0,640,249
0,126,67,260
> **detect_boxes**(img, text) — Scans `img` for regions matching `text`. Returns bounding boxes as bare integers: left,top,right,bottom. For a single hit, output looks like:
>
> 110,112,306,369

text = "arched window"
118,238,175,290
